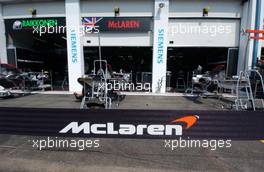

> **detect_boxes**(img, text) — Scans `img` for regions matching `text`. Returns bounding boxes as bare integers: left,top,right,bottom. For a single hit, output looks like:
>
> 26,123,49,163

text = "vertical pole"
65,0,84,92
98,32,102,70
237,0,256,72
0,4,8,64
152,0,169,93
252,0,262,69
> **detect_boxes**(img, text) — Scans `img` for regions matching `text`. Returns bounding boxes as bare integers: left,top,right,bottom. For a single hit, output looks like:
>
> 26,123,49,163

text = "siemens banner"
66,0,84,92
152,0,169,93
157,28,165,64
70,30,78,64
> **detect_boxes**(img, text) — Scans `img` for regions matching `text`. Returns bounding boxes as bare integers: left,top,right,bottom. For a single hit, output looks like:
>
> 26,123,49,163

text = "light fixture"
203,7,209,17
114,6,120,17
28,8,37,18
159,3,165,8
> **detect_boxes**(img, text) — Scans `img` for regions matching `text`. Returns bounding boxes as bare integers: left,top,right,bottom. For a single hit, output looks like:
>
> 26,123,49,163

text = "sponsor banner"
152,0,169,93
0,108,264,140
5,17,66,33
65,0,84,92
82,17,151,33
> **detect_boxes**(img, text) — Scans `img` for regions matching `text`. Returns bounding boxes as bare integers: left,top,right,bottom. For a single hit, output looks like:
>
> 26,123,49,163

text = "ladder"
234,71,255,111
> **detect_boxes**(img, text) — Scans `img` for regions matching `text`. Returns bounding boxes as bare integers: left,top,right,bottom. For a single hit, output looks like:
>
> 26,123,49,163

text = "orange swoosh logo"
171,115,199,129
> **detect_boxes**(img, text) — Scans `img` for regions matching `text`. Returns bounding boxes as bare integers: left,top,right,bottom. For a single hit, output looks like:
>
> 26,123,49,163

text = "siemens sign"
157,28,165,64
70,30,78,64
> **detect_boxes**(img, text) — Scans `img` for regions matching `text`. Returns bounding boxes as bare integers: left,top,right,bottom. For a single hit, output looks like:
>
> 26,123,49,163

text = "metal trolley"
80,60,112,109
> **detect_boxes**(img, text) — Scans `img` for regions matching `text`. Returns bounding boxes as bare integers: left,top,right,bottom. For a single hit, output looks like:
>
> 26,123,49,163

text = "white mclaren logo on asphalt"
59,116,198,136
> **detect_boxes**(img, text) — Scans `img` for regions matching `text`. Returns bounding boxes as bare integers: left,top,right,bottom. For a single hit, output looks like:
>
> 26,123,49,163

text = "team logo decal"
12,20,22,30
59,115,199,136
83,17,103,33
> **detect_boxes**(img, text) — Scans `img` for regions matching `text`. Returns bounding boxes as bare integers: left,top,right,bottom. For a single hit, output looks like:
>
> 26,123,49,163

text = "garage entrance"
167,47,238,92
5,18,68,90
83,47,152,84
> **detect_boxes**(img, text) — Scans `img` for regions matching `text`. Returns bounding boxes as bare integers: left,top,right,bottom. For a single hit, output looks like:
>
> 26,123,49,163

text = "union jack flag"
83,17,102,33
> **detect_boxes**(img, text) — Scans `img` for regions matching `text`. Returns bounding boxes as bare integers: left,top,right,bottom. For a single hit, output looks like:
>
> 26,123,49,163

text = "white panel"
3,1,65,18
237,0,256,70
0,4,8,63
169,0,242,18
257,2,264,58
168,19,240,47
237,1,253,72
81,0,153,17
260,12,264,49
66,0,84,92
83,33,152,47
152,0,169,93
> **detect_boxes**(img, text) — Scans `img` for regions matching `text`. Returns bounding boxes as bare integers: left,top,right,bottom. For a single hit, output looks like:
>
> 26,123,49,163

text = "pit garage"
4,17,68,90
83,47,152,84
166,18,240,92
82,17,153,86
167,48,234,91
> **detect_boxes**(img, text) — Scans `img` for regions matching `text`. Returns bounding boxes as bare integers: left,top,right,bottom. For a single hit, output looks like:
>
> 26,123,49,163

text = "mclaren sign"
59,116,199,136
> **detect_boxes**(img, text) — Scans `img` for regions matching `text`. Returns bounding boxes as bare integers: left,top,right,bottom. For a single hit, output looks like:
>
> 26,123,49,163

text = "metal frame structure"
80,60,112,109
234,70,255,111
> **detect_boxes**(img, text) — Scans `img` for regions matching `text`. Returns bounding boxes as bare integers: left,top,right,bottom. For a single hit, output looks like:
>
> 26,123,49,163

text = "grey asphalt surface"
0,94,263,172
0,93,231,110
0,135,263,172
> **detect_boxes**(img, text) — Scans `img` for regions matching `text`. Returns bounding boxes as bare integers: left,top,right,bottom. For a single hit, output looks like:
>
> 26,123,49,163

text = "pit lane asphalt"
0,93,232,110
0,94,263,172
0,135,263,172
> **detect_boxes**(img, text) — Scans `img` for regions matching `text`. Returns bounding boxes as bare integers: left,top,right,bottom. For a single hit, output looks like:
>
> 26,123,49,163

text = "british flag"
83,17,103,33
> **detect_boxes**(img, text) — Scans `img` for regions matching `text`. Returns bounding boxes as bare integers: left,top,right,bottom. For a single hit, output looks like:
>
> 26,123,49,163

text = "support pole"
65,0,84,92
252,0,262,69
152,0,169,93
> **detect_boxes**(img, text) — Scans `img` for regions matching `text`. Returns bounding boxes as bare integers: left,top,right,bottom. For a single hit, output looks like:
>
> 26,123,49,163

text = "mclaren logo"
59,115,199,136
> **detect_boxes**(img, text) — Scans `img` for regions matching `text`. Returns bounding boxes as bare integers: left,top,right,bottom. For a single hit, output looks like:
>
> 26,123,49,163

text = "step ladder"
234,71,256,111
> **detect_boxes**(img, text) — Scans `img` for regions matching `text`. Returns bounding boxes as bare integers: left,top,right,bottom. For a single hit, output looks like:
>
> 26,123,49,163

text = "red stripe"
250,36,264,40
246,29,264,34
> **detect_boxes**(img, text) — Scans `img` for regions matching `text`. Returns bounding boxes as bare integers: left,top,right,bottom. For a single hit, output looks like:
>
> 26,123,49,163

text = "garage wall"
81,0,153,17
169,0,242,18
83,33,152,47
168,19,240,47
81,0,153,47
0,3,8,63
2,1,65,18
262,21,264,47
